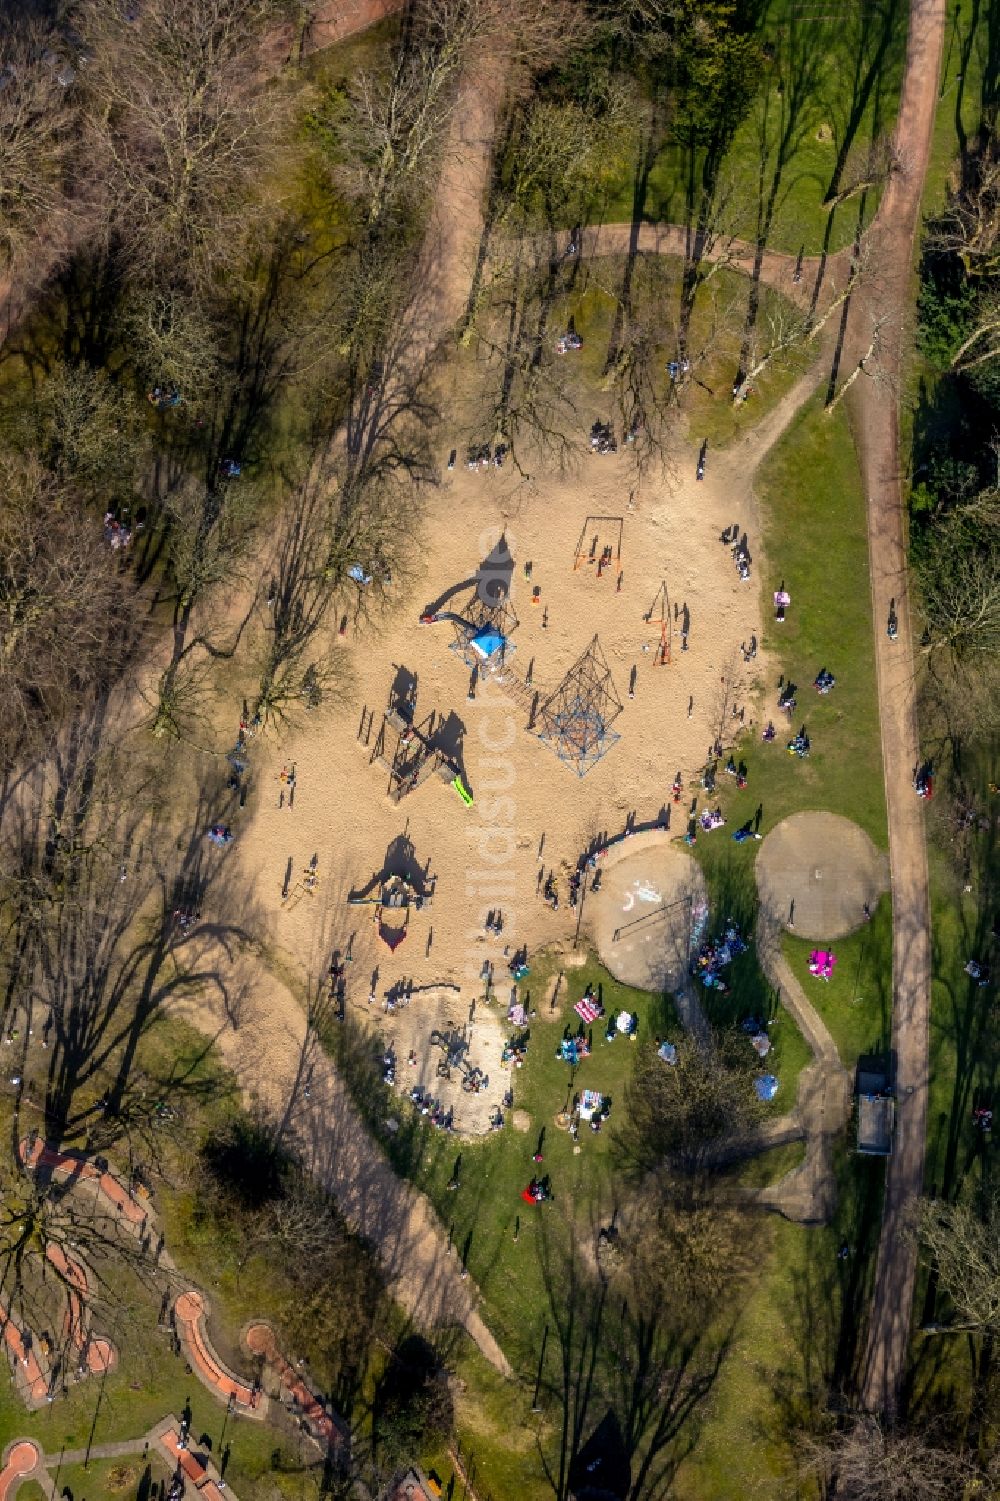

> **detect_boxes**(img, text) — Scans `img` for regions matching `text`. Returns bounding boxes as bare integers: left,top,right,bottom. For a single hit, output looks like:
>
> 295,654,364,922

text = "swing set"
572,516,624,576
642,581,673,665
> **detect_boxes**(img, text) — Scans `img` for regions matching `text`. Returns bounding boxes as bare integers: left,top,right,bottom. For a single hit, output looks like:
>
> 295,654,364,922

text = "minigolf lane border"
244,1322,348,1454
0,1246,116,1407
0,1302,48,1407
44,1243,116,1375
172,1292,266,1418
0,1442,40,1501
19,1136,148,1230
156,1418,237,1501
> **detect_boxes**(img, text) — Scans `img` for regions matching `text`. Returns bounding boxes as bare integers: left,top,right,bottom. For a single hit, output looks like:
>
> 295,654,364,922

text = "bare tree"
916,1191,1000,1336
732,245,873,405
917,513,1000,658
332,0,485,232
78,0,291,290
24,362,146,511
588,254,687,474
463,234,580,474
118,283,224,400
0,456,136,769
825,310,892,413
0,1115,164,1391
825,132,899,211
252,461,346,727
615,1033,764,1181
800,1418,976,1501
926,135,1000,278
0,17,79,279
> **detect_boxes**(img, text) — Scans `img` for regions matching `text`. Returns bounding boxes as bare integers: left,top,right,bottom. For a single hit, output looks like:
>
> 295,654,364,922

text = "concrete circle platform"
587,834,705,992
755,811,889,939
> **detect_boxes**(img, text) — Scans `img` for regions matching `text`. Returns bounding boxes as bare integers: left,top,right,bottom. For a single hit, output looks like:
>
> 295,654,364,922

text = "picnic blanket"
808,949,837,981
507,1002,527,1025
559,1038,590,1065
579,1089,604,1120
574,997,602,1024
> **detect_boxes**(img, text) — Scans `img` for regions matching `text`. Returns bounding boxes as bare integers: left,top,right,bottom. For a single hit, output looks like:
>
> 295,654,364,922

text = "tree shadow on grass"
739,7,828,365
692,848,776,1032
822,0,905,206
0,705,268,1155
770,1143,885,1434
533,1205,735,1501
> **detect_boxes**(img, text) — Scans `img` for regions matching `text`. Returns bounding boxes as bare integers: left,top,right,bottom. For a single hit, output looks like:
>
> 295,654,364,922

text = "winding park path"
847,0,947,1418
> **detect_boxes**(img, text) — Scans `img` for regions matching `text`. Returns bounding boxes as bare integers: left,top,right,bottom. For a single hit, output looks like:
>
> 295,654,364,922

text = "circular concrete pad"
587,836,705,992
755,812,889,940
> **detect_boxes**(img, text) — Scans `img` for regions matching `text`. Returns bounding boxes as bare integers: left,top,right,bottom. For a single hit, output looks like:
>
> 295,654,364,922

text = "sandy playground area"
233,429,768,1133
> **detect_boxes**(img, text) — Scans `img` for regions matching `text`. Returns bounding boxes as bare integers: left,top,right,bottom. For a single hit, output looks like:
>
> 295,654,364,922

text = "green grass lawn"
324,937,819,1496
348,940,816,1362
596,0,907,256
710,393,887,850
541,255,819,457
675,1133,884,1500
45,1453,171,1501
380,956,680,1369
725,1138,807,1188
783,894,894,1070
654,365,886,1494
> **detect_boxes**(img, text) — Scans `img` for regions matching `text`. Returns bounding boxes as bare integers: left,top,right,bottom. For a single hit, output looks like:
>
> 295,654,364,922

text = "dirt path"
175,971,512,1377
846,0,947,1418
587,221,853,318
751,939,852,1223
690,925,851,1225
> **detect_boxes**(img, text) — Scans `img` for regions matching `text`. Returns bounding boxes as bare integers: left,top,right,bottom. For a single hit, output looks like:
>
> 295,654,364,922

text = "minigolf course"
173,1291,264,1415
19,1136,148,1229
0,1442,39,1501
587,833,706,992
244,1322,347,1454
755,812,889,939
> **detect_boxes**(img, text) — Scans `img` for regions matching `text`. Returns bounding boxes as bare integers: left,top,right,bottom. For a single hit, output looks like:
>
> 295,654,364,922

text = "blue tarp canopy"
471,626,506,660
754,1073,779,1101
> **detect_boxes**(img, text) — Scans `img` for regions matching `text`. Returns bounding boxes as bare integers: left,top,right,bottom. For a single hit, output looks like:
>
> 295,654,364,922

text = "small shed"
856,1060,894,1156
381,1467,441,1501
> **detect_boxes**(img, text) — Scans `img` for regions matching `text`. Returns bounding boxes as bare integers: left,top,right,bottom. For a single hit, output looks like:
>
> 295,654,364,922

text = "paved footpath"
845,0,947,1418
